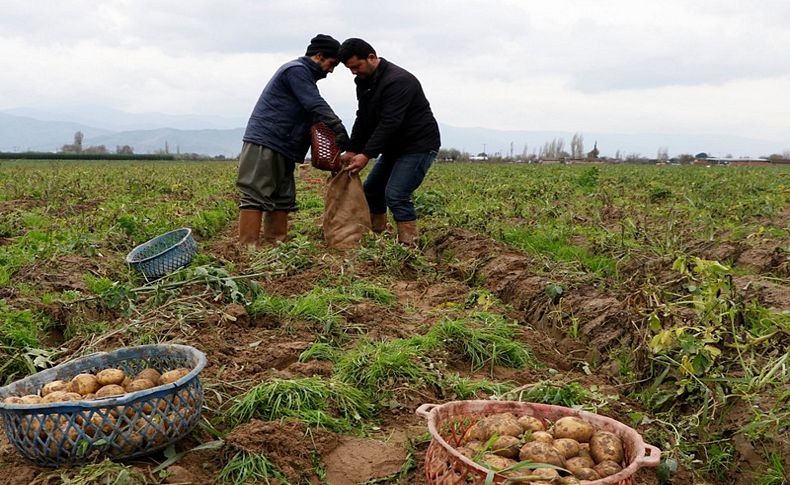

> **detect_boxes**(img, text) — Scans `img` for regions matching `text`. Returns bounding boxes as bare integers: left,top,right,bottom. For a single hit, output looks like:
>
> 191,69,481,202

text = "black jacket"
349,59,440,159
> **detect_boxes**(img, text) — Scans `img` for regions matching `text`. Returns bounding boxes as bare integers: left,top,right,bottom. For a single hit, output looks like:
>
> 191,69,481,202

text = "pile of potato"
2,367,194,457
3,367,191,406
455,412,626,484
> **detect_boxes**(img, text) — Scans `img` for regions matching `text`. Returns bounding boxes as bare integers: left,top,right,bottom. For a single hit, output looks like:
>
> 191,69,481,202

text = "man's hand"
340,151,356,163
347,153,370,173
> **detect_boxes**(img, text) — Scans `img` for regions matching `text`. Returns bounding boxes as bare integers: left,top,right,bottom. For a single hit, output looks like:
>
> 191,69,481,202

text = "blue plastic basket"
125,228,197,280
0,344,206,467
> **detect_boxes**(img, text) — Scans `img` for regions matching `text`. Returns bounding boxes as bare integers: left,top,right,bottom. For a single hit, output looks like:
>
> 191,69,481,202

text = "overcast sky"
2,0,789,148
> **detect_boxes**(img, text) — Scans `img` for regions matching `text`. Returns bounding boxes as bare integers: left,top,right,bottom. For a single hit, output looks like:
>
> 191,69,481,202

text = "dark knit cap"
305,34,340,57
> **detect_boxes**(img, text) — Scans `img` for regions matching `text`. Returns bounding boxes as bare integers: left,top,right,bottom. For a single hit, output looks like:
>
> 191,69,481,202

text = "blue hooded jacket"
243,56,348,161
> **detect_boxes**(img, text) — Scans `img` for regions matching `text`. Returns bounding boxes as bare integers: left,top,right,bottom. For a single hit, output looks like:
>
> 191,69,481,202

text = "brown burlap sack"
323,169,372,249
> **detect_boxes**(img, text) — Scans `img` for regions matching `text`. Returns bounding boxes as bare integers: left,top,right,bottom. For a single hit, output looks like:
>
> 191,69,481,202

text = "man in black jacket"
237,34,349,246
338,38,440,245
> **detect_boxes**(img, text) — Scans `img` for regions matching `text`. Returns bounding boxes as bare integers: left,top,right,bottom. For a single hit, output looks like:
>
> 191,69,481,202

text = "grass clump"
248,282,394,336
334,339,439,394
444,374,513,400
422,312,535,372
0,299,39,348
247,291,343,333
226,376,373,432
496,380,590,407
216,450,287,485
755,451,787,485
299,342,341,363
340,279,396,305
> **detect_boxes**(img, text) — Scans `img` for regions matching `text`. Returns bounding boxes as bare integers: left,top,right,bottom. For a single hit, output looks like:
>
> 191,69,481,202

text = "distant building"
693,157,773,166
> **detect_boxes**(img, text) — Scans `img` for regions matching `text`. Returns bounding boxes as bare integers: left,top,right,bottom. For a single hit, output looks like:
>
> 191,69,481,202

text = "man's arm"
286,68,350,149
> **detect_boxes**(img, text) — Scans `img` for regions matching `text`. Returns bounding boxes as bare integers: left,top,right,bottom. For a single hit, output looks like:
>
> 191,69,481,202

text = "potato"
528,468,559,480
20,395,42,404
63,392,83,401
136,368,161,384
553,416,595,443
557,476,581,485
506,468,562,481
85,414,116,436
519,441,565,468
463,421,487,442
95,384,126,398
565,455,596,473
135,417,165,443
491,435,521,459
68,374,100,395
594,459,623,478
517,415,545,432
528,430,554,444
83,393,97,400
41,391,70,403
4,396,23,404
159,368,190,385
456,446,475,459
463,413,522,442
589,431,624,464
553,438,581,459
96,368,126,386
112,430,143,455
488,413,523,437
125,378,156,393
41,380,69,396
481,453,516,471
466,441,484,453
574,467,601,480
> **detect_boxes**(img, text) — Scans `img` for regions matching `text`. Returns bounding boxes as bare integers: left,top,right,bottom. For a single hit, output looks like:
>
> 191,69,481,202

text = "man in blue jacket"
338,38,440,245
238,34,349,246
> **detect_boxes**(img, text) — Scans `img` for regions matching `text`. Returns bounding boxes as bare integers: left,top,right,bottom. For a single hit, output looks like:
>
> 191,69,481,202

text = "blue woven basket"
0,344,206,467
126,228,197,280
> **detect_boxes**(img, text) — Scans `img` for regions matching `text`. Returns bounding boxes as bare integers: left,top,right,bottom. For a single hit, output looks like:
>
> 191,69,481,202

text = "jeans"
363,150,437,222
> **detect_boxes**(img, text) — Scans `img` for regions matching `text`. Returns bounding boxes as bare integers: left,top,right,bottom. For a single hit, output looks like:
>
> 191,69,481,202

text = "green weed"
755,452,787,485
226,377,373,431
497,380,589,407
444,374,513,400
299,342,341,363
0,299,40,348
334,339,439,394
422,312,535,372
83,274,114,294
697,439,735,483
217,450,288,485
43,458,147,484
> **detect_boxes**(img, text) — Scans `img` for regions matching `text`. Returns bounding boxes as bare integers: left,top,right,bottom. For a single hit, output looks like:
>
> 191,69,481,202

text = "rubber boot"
396,220,419,246
238,209,262,246
370,213,389,234
262,210,289,245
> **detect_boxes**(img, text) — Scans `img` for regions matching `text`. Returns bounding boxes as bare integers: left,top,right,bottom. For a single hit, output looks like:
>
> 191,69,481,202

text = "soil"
3,218,788,484
225,419,339,484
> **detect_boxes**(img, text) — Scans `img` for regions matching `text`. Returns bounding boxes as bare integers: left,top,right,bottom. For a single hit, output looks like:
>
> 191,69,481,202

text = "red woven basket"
310,122,341,172
417,400,661,485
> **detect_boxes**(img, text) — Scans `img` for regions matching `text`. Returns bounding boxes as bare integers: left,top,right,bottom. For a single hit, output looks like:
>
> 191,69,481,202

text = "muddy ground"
1,218,788,484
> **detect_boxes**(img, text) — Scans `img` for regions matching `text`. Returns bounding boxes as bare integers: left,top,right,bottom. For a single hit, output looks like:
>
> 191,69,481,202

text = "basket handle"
638,443,662,467
416,403,439,418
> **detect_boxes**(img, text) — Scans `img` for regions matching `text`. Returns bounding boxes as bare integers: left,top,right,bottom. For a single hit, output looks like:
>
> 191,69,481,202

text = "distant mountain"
1,108,786,158
0,112,111,152
87,128,244,157
2,105,243,131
